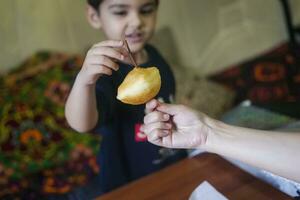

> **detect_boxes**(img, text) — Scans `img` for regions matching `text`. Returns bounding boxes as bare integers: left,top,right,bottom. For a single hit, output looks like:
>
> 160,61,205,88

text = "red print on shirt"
135,123,147,142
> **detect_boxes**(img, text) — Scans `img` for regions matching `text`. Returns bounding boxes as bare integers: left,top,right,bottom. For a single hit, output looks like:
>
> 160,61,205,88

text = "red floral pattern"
209,42,300,104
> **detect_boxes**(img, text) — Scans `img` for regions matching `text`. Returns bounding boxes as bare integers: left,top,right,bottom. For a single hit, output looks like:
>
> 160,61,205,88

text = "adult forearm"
65,76,98,133
204,119,300,182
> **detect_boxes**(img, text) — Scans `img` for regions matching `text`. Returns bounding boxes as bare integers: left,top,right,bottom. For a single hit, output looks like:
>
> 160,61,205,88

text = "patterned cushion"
209,42,300,104
0,52,100,198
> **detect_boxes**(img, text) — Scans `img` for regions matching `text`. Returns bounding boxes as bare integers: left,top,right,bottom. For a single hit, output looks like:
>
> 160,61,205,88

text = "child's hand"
78,40,126,85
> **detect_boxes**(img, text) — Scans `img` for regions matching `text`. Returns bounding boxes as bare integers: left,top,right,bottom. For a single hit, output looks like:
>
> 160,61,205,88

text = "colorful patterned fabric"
209,42,300,104
0,52,101,198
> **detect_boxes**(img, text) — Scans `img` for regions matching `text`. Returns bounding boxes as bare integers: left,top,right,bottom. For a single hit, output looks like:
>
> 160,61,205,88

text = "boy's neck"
135,49,148,65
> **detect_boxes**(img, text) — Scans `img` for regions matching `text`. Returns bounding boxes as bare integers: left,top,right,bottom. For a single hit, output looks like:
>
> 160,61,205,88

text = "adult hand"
142,99,211,149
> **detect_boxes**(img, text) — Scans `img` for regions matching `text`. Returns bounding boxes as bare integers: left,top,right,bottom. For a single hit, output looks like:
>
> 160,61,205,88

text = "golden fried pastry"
117,67,161,105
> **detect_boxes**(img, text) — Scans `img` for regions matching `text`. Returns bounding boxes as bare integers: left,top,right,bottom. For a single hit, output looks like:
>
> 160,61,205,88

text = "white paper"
189,181,228,200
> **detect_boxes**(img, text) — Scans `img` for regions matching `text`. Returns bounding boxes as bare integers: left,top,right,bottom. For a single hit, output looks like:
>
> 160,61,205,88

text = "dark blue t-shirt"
94,44,187,193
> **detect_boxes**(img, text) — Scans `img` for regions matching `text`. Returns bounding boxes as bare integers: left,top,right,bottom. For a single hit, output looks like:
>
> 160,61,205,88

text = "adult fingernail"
162,130,170,136
166,123,172,129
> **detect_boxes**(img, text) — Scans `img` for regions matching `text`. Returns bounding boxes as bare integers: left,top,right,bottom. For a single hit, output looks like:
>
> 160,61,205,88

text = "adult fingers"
145,99,160,114
157,104,186,116
142,122,172,135
144,110,170,124
146,129,171,145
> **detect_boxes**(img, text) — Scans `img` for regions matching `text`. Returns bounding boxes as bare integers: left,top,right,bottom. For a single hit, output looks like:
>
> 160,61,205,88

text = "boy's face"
87,0,158,53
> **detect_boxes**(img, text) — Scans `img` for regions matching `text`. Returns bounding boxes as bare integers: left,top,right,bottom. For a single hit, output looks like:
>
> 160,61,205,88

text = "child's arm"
65,40,125,132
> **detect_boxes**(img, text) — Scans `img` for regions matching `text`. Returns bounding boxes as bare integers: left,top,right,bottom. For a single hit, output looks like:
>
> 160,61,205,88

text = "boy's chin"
128,42,146,53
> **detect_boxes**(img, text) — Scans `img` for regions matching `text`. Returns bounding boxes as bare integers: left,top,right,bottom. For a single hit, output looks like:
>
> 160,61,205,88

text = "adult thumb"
145,99,160,114
157,103,183,116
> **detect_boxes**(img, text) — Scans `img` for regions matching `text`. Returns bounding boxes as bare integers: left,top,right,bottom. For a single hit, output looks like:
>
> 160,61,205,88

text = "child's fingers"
89,46,125,61
144,110,170,124
90,64,113,76
89,55,119,71
93,40,124,48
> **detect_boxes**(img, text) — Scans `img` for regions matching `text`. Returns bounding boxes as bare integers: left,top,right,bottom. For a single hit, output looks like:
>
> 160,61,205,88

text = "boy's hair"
87,0,159,11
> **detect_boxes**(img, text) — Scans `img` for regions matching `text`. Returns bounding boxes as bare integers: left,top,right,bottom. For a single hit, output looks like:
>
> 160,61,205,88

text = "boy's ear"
86,5,102,29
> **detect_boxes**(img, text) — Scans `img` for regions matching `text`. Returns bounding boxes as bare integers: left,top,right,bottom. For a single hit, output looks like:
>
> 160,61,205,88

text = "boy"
65,0,186,197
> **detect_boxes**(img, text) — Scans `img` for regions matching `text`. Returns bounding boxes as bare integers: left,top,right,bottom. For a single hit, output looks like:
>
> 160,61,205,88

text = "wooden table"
96,153,292,200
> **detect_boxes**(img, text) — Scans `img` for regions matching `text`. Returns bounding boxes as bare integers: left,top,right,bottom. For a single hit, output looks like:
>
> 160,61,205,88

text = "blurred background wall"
1,0,300,75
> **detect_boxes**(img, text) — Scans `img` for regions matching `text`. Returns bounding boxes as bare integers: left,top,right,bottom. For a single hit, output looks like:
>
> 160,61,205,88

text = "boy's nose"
129,13,142,28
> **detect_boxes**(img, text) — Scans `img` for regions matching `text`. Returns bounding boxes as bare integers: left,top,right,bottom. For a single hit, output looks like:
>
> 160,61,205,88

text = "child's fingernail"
163,114,169,120
120,55,124,60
